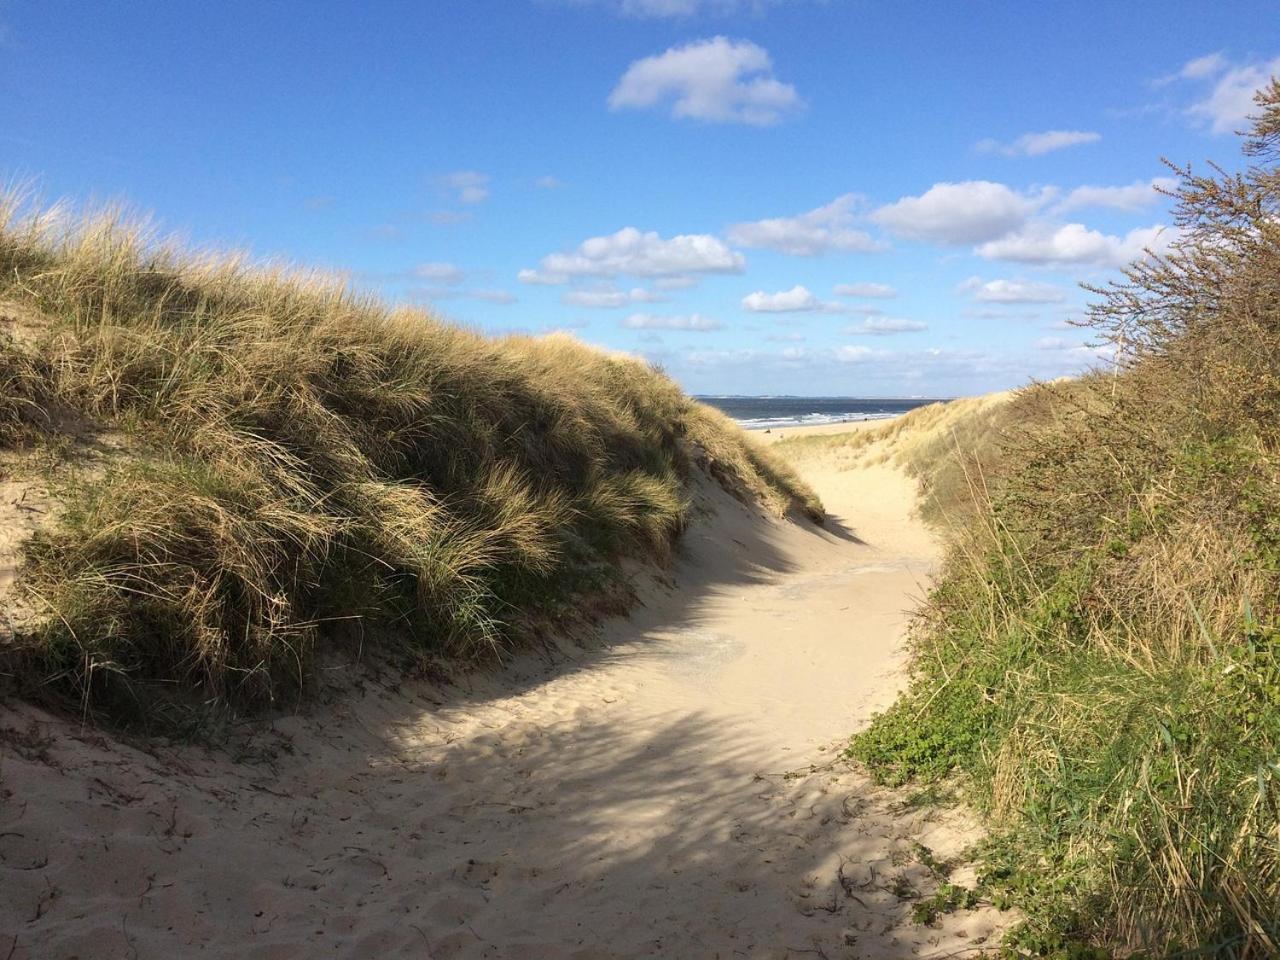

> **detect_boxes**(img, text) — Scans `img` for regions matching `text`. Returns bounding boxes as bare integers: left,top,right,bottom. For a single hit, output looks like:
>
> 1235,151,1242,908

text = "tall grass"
0,193,819,726
850,82,1280,956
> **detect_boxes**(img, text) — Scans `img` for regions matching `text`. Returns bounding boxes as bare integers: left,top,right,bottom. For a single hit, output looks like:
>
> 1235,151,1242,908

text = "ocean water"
697,396,946,430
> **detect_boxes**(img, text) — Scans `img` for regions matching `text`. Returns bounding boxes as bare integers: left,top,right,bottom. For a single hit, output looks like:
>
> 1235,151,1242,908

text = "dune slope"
0,196,816,725
0,428,1007,960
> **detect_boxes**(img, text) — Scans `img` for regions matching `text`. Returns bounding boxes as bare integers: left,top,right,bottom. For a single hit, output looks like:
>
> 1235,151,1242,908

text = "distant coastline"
697,395,948,430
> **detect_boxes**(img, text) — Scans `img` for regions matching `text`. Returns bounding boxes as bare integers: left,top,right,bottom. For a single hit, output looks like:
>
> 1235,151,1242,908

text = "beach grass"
0,192,819,727
848,81,1280,956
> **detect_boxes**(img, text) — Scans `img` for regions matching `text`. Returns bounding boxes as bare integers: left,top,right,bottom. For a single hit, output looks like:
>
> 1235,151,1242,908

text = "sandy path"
0,434,1005,959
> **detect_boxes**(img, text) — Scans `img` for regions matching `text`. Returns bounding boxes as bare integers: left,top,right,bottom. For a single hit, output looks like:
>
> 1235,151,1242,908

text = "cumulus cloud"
833,345,877,362
959,276,1066,304
1033,336,1070,350
414,262,466,285
834,282,896,298
653,275,698,290
976,130,1101,157
1186,54,1280,134
977,223,1175,268
527,226,745,282
623,312,723,331
741,285,822,312
1179,52,1229,81
725,195,883,256
608,37,802,125
435,171,490,204
872,181,1047,245
562,286,667,308
661,342,1114,394
1055,177,1177,213
517,268,566,285
845,317,928,335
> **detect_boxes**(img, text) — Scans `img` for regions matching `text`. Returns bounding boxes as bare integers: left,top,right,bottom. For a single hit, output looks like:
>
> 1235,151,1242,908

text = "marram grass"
0,192,819,726
850,82,1280,957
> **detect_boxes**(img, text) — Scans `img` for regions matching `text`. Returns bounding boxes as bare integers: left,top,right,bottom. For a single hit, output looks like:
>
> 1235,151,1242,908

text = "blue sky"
2,1,1276,396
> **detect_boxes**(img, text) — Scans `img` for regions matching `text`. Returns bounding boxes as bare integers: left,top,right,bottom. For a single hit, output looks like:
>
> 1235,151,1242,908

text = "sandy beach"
0,423,1004,959
750,418,893,444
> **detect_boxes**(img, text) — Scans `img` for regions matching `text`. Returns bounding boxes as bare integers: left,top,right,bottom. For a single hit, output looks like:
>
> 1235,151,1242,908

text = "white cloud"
660,341,1113,394
1180,52,1229,81
872,181,1046,245
845,317,928,335
834,281,897,298
653,275,698,290
959,276,1066,304
518,268,569,285
833,345,876,362
1055,177,1177,213
535,175,564,189
436,171,490,204
414,262,466,284
741,284,822,312
1188,55,1280,134
562,286,667,308
1033,336,1070,350
976,130,1101,157
977,223,1175,268
529,226,745,280
608,36,802,125
725,194,882,255
690,344,818,365
623,312,723,331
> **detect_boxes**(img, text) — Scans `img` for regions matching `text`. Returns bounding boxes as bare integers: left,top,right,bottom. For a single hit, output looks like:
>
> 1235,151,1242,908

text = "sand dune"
0,427,1006,958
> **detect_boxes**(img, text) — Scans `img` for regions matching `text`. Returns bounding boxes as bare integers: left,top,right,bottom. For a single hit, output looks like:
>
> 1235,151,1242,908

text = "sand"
0,425,1007,958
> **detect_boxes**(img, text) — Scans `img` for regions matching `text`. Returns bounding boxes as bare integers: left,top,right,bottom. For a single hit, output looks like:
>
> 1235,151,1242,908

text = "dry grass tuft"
851,80,1280,956
0,192,818,725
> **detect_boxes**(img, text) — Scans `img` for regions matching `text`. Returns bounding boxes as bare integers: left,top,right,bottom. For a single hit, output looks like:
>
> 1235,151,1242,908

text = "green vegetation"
850,81,1280,956
0,194,819,728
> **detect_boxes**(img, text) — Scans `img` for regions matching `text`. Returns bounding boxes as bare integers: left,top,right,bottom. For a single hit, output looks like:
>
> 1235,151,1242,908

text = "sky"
1,1,1276,397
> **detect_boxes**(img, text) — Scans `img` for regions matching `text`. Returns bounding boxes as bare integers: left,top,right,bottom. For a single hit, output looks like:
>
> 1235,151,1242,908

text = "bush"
851,80,1280,955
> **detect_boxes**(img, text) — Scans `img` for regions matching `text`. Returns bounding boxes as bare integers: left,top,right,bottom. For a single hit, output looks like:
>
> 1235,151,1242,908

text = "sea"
697,396,947,431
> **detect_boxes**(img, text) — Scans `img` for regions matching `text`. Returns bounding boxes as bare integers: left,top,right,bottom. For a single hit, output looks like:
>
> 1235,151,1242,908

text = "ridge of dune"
0,423,1007,959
